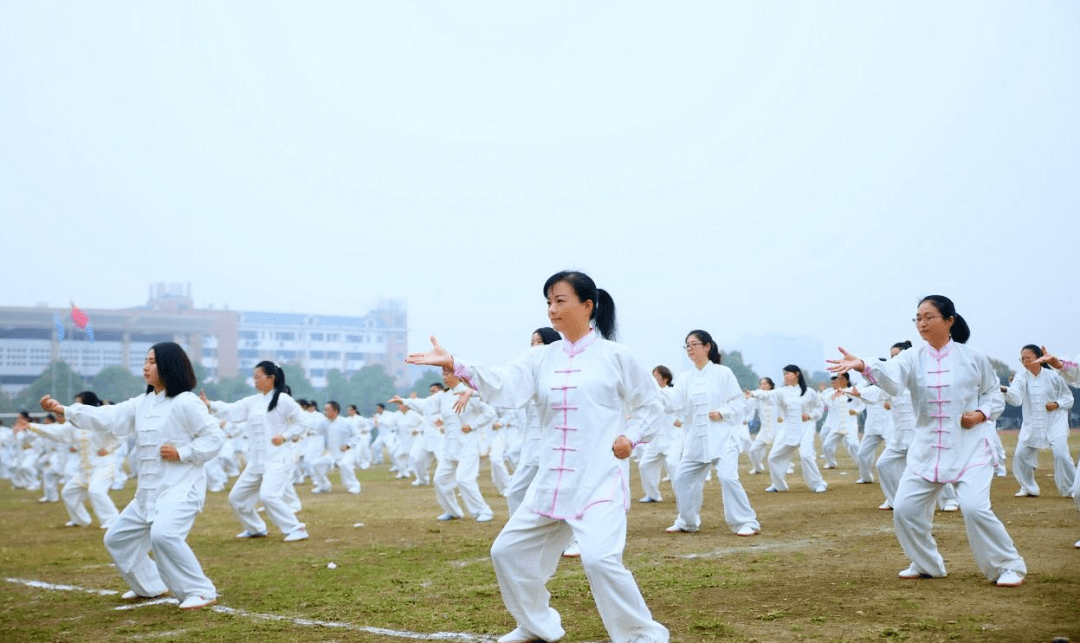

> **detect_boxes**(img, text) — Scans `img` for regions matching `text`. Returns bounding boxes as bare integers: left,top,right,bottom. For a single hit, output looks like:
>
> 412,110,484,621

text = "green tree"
346,365,399,415
322,369,351,409
201,375,251,403
13,361,87,410
721,350,761,390
90,365,145,403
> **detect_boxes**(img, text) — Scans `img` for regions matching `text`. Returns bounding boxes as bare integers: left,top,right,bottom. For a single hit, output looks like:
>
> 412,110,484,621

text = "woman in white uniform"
1034,347,1080,547
821,372,863,470
751,366,828,493
663,330,759,536
40,342,224,608
1001,344,1074,497
203,361,311,542
407,270,669,643
637,365,682,503
829,295,1026,587
746,377,777,476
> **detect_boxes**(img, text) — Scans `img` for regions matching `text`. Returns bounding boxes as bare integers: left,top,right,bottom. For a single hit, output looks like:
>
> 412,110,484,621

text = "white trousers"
434,453,491,519
61,466,119,528
229,463,304,536
638,443,679,501
409,440,436,485
490,501,669,643
822,430,858,468
488,435,511,496
893,466,1026,580
505,464,539,517
671,446,759,533
313,451,361,493
767,437,826,492
747,437,772,474
103,496,216,601
1013,438,1075,497
875,446,906,504
857,434,886,482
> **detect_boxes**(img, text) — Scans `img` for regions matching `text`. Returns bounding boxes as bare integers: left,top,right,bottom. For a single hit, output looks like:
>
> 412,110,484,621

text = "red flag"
71,303,89,329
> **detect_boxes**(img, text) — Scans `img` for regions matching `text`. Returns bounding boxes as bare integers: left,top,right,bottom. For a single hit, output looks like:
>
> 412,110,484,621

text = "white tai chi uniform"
862,340,1025,580
854,384,893,484
62,391,224,602
209,391,310,537
1052,356,1080,529
312,415,362,494
433,383,495,520
822,390,863,468
504,399,542,516
404,392,444,486
394,408,420,479
876,386,915,508
26,420,120,528
637,407,682,502
756,386,827,492
1003,366,1075,497
454,331,670,643
746,395,778,475
663,362,759,534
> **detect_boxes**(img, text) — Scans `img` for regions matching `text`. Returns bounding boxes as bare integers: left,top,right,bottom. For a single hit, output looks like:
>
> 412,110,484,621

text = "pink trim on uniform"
452,361,475,389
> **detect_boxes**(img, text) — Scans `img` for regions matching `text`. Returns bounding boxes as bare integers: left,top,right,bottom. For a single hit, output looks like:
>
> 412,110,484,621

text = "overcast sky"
3,2,1078,380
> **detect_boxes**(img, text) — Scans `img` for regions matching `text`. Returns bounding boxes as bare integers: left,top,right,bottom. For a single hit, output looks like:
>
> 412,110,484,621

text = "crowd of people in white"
3,276,1079,643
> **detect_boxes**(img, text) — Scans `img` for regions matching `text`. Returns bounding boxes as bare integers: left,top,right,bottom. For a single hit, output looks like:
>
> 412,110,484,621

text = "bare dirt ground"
2,430,1079,643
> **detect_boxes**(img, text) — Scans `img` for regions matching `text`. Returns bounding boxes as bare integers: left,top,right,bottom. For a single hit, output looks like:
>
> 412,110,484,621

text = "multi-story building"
0,283,408,394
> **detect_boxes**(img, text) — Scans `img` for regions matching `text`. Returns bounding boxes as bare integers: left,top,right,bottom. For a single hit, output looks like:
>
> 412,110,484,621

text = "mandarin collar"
561,329,598,356
928,340,954,360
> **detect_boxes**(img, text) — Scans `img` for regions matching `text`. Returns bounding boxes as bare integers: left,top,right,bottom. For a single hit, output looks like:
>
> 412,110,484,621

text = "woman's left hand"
160,444,180,461
1046,402,1060,412
271,434,285,446
612,435,632,459
960,411,987,428
708,410,722,421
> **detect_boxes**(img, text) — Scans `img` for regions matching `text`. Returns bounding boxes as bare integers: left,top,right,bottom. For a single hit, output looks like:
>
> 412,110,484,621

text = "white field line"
5,577,498,642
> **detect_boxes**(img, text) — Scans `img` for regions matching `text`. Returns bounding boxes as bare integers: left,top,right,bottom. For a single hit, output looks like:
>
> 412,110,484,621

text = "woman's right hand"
827,347,865,375
406,335,454,371
40,395,63,415
1036,347,1064,370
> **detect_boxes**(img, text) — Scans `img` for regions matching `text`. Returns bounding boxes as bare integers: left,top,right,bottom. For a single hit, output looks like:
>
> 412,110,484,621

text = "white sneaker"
814,484,828,493
122,590,168,600
476,514,494,523
562,541,581,557
1013,490,1038,498
638,496,659,503
283,528,309,542
941,502,960,512
436,513,459,521
664,522,697,533
996,570,1024,587
898,565,935,579
878,501,893,511
496,626,543,643
736,525,759,537
236,530,267,538
1074,539,1080,549
178,594,216,610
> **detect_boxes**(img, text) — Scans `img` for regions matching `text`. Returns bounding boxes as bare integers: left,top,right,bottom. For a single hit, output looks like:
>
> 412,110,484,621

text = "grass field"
3,430,1080,643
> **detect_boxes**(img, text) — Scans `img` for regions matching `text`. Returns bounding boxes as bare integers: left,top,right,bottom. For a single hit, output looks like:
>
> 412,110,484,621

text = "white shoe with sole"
178,594,216,610
736,525,759,537
496,626,545,643
283,528,308,542
996,570,1024,587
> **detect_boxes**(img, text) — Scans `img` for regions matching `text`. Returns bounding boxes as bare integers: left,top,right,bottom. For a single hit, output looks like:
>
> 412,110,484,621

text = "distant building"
0,283,408,394
725,333,825,380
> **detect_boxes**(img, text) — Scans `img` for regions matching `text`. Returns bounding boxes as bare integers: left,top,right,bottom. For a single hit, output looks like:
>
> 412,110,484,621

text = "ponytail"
594,288,617,341
951,314,971,344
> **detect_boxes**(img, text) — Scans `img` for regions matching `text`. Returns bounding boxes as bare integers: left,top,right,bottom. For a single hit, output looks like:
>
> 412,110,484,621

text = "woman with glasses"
662,331,759,536
828,295,1026,587
1001,345,1075,498
406,270,669,643
749,365,828,493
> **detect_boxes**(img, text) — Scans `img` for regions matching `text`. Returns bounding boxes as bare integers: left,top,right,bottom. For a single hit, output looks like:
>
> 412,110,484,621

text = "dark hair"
837,372,850,386
255,361,287,412
74,391,102,407
783,365,807,396
891,340,913,352
429,382,445,391
326,401,340,413
296,398,308,407
19,410,31,421
918,295,970,344
687,330,722,365
533,327,561,345
761,377,775,390
348,404,359,413
376,403,386,411
1021,344,1044,370
652,365,674,387
543,270,617,340
146,342,197,397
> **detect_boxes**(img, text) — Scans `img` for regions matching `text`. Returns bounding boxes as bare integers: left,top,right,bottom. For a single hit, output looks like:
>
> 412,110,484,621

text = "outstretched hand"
826,347,865,375
406,335,454,371
452,390,471,414
1034,346,1064,370
40,395,63,415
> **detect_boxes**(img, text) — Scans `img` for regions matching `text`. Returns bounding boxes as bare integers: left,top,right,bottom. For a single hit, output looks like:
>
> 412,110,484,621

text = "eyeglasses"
683,342,703,350
911,315,943,325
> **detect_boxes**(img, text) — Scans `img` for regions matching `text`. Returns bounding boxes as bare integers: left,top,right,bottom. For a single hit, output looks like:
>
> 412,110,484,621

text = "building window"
346,352,363,360
326,333,339,342
346,334,363,343
326,352,341,359
278,351,296,360
238,330,258,340
239,349,259,358
310,351,324,359
311,369,325,377
310,333,324,341
275,332,295,341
